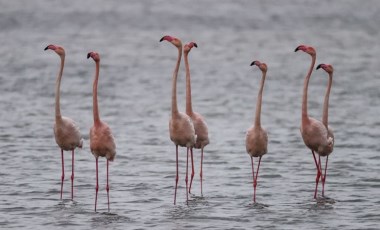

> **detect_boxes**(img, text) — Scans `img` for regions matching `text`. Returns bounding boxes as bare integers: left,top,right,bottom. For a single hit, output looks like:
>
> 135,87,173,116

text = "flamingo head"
44,44,65,57
250,60,267,72
294,45,316,56
87,52,100,62
160,35,182,48
316,63,333,74
184,42,198,53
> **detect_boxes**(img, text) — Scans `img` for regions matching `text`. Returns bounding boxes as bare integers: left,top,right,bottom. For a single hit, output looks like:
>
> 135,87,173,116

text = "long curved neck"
184,51,193,115
254,71,266,127
93,61,101,125
171,46,182,117
302,54,316,123
322,73,333,127
55,56,64,119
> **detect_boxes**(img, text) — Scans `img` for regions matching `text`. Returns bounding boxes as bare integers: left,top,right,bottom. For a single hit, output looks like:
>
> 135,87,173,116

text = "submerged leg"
189,148,195,194
185,147,189,205
251,157,255,202
312,151,322,199
95,157,99,212
254,156,262,203
322,156,329,197
60,149,65,200
174,145,179,205
200,147,204,196
106,159,110,212
71,150,74,201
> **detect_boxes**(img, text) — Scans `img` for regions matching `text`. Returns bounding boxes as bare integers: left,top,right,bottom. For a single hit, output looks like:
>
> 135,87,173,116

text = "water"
0,0,380,229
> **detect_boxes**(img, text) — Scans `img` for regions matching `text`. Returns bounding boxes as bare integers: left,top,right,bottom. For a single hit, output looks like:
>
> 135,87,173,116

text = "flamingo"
44,44,83,201
295,45,333,199
87,51,116,212
245,60,268,203
316,63,335,197
183,42,209,196
160,35,196,205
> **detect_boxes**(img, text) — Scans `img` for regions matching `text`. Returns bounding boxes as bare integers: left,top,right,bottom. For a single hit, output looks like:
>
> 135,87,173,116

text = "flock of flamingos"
44,35,335,212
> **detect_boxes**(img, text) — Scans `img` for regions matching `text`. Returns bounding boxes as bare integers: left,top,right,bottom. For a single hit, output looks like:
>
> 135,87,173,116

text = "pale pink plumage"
245,60,268,203
44,44,83,201
160,35,196,205
183,42,209,195
87,51,116,212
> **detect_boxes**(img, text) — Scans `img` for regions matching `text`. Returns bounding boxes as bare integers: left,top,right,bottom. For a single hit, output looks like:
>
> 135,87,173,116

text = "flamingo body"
246,126,268,158
54,116,83,151
45,44,83,201
90,121,116,161
189,112,209,149
300,117,331,156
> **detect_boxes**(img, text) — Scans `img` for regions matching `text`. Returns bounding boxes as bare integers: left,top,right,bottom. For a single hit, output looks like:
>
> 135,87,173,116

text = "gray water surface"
1,0,380,229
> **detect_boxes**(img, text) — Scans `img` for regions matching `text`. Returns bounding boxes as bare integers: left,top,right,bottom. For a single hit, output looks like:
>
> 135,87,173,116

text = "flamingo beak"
87,53,91,59
316,64,323,70
294,46,302,52
250,61,257,66
160,36,173,42
193,43,198,48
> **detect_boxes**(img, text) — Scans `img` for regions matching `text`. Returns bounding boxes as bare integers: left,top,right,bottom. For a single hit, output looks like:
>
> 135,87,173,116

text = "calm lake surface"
0,0,380,229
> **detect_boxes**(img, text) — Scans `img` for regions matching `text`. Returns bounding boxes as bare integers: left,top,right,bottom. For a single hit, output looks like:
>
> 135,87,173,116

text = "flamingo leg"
174,145,179,205
106,159,110,212
251,157,255,202
254,156,262,203
95,157,99,212
60,149,64,200
322,156,329,197
312,151,322,199
71,150,74,201
200,147,204,196
189,148,195,194
185,147,189,205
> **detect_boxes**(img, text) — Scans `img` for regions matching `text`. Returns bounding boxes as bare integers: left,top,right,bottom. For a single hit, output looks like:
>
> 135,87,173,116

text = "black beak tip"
44,46,49,51
294,47,299,52
193,43,198,48
250,61,256,66
159,37,165,42
87,53,91,59
316,64,322,70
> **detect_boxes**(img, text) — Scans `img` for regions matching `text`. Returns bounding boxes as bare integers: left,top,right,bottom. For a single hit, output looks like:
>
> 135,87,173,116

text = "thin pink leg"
251,157,255,202
200,147,204,196
174,145,179,205
254,156,262,203
95,157,99,212
60,149,64,200
106,159,110,212
71,150,74,201
185,147,189,205
312,151,322,199
322,156,328,197
189,148,195,194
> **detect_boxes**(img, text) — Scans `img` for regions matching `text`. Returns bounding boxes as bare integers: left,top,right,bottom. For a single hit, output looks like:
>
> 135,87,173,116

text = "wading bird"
316,63,335,197
87,51,116,212
160,36,196,205
245,60,268,203
295,45,333,198
183,42,209,196
44,44,83,201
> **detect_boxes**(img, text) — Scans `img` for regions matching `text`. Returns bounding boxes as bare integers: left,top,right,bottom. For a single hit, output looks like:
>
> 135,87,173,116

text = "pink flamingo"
316,63,335,197
183,42,209,196
44,44,83,201
245,60,268,203
87,52,116,212
160,36,196,205
295,45,333,199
